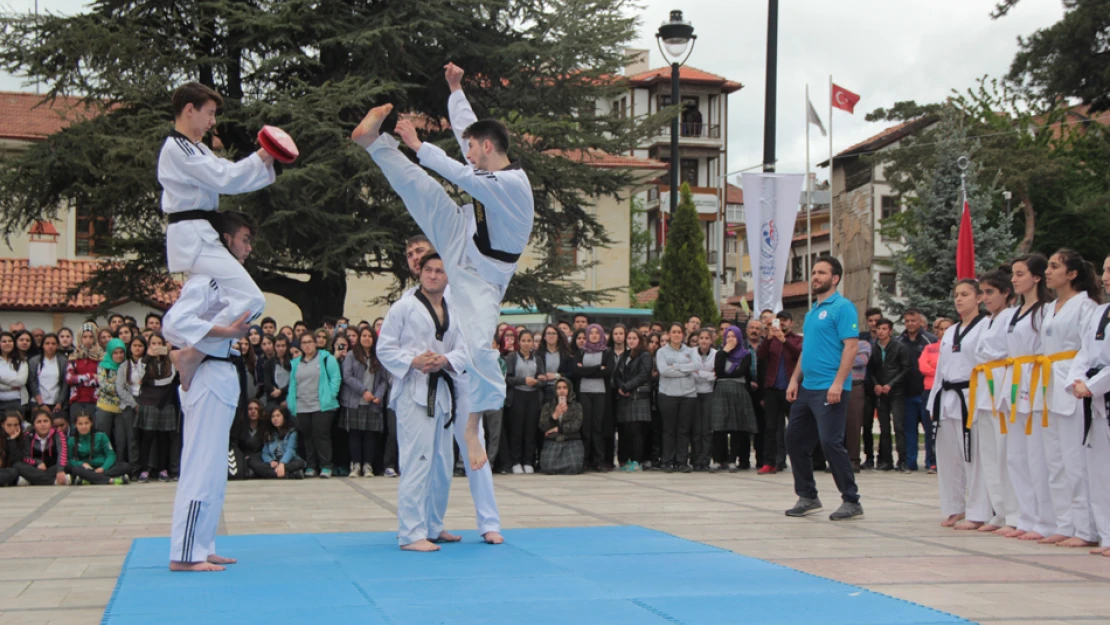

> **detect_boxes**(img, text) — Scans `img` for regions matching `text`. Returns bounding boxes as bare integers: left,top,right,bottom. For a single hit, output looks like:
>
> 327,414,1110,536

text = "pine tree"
0,0,670,325
877,107,1016,320
653,183,719,325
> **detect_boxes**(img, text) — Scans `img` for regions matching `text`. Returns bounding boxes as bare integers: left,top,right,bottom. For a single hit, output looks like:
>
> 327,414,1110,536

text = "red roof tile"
0,259,179,312
626,66,743,94
0,92,103,141
547,148,667,170
819,116,937,167
726,183,742,205
635,286,659,304
29,220,59,237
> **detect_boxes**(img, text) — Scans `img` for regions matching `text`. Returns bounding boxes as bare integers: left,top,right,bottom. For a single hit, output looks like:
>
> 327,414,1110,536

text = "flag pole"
828,74,835,264
806,83,813,309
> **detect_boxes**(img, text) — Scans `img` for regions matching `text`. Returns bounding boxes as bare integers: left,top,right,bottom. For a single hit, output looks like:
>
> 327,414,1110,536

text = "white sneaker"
511,464,524,474
64,474,72,485
16,476,28,486
349,462,360,478
523,465,534,474
362,463,374,478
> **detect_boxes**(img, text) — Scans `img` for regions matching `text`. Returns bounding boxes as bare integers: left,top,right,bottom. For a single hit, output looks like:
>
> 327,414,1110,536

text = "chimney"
28,220,59,268
624,48,649,76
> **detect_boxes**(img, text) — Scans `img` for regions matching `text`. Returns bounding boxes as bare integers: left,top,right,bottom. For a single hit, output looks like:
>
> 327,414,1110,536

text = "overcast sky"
2,0,1065,183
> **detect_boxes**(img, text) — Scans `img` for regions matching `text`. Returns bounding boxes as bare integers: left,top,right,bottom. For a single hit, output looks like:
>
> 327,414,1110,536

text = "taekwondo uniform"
1005,305,1057,537
377,289,470,546
404,285,501,537
928,315,988,521
158,130,273,354
972,310,1021,528
366,90,534,413
1066,302,1110,548
1040,294,1098,542
162,274,243,564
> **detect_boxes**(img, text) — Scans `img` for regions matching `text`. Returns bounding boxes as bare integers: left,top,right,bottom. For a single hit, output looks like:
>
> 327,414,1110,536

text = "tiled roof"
635,286,659,304
726,183,742,205
547,148,668,170
626,66,743,94
0,92,102,141
819,116,937,167
0,259,179,312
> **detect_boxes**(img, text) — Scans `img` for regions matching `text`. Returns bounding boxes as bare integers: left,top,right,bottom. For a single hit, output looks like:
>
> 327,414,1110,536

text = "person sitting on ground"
249,406,305,479
16,407,70,485
68,412,132,485
537,379,585,475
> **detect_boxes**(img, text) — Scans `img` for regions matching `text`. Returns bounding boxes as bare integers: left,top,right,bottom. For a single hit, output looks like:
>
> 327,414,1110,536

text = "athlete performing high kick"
351,62,534,471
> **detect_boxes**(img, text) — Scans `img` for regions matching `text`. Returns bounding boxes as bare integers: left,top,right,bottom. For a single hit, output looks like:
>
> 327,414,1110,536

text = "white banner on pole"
741,173,806,314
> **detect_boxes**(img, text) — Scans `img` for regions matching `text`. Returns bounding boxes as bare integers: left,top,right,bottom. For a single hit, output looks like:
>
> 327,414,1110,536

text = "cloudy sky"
2,0,1065,182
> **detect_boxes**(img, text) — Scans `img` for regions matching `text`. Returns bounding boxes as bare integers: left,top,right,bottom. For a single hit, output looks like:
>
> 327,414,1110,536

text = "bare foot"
1102,549,1110,557
994,525,1017,536
433,531,462,543
1089,546,1109,555
1038,533,1069,545
1058,537,1098,548
482,531,504,545
207,554,236,565
1019,531,1045,541
1005,528,1028,539
170,347,204,392
400,539,440,552
941,514,964,527
169,561,225,572
954,520,984,531
466,431,488,471
978,524,1002,533
351,104,393,148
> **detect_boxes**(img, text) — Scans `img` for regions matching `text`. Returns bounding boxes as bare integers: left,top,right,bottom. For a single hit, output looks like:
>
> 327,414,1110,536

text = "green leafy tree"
0,0,671,325
653,183,718,325
877,106,1017,320
995,0,1110,113
628,196,658,297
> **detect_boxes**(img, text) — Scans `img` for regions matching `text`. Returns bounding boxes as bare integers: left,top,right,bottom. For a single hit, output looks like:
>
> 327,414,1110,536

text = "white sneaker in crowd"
511,464,524,474
349,462,360,478
523,465,534,474
362,463,374,478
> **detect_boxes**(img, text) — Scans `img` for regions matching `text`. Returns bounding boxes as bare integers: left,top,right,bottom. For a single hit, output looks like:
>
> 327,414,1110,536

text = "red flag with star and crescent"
956,198,976,280
831,84,861,114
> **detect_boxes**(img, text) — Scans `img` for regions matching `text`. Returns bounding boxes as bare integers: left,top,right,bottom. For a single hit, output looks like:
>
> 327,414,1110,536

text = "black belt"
168,210,222,232
471,200,521,263
1082,367,1110,445
427,371,458,429
933,379,972,462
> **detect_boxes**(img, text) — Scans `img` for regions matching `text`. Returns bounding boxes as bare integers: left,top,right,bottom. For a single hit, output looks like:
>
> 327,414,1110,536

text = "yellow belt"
969,357,1012,433
1009,351,1078,435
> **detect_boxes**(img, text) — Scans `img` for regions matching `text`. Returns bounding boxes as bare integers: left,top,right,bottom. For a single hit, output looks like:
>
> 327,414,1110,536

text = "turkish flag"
956,199,976,280
831,84,861,114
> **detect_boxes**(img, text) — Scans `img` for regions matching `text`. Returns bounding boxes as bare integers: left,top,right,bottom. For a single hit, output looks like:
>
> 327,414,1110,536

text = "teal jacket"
287,351,341,415
67,431,116,470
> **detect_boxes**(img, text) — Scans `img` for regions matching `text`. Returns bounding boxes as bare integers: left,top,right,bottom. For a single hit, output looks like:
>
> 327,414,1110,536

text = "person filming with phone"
538,378,584,475
756,311,802,474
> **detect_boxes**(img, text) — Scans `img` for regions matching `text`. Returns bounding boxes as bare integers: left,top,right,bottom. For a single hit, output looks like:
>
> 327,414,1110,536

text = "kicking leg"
169,347,205,393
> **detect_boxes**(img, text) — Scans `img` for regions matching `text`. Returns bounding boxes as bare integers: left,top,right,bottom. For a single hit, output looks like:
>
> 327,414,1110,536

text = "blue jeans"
903,393,935,469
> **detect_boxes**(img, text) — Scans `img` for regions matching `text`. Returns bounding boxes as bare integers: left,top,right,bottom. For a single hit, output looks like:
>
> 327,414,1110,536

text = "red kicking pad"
258,125,299,163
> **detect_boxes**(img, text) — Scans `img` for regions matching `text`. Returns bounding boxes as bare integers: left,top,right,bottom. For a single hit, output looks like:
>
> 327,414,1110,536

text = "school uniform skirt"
540,437,584,475
136,403,178,432
343,405,384,432
711,379,758,434
616,391,652,424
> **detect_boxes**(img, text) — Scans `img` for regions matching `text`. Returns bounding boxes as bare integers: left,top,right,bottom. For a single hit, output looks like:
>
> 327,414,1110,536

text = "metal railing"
658,123,722,140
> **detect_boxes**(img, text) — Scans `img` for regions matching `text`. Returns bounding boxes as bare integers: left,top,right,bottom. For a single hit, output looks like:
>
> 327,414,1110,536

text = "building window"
611,96,628,119
879,272,897,295
553,227,578,266
75,204,111,257
680,159,698,187
880,196,900,242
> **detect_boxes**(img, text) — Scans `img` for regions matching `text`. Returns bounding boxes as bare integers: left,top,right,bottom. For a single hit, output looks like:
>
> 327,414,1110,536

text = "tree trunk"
1018,193,1035,253
255,270,347,328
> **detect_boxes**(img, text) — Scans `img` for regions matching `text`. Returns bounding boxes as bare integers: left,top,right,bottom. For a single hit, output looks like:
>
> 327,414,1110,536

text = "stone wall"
832,181,874,323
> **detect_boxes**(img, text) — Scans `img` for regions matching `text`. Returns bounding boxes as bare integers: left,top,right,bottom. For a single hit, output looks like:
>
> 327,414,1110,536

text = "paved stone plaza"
0,470,1107,625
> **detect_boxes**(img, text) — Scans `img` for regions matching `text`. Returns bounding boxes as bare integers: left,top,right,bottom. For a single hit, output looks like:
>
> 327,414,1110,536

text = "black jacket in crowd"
866,338,911,397
612,350,653,398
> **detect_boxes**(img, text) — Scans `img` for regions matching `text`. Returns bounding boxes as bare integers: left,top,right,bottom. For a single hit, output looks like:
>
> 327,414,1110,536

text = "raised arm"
159,139,275,196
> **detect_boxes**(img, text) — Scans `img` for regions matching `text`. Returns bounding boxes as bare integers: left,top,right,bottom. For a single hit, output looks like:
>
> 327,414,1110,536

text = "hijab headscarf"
100,338,126,371
73,322,104,361
722,325,749,373
583,323,608,354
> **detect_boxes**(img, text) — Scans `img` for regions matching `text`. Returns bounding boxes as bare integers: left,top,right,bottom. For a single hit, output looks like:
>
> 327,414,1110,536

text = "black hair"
876,318,894,330
419,252,442,271
1012,253,1052,332
266,406,295,441
687,314,701,323
219,210,256,241
608,323,627,349
351,326,381,373
626,328,647,359
978,269,1015,302
954,278,981,294
461,119,510,154
1053,248,1103,304
776,311,793,321
405,234,431,249
865,307,882,318
573,313,589,322
108,314,123,323
814,255,843,280
293,321,308,330
260,316,277,327
541,324,572,357
0,332,23,369
145,312,162,324
902,308,922,320
667,322,685,337
172,82,223,117
273,333,292,369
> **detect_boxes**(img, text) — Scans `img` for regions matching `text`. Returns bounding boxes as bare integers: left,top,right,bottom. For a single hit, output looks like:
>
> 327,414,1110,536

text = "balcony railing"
658,123,722,140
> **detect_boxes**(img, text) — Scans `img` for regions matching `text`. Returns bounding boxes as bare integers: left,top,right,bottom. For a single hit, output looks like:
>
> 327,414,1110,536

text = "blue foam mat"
102,526,977,625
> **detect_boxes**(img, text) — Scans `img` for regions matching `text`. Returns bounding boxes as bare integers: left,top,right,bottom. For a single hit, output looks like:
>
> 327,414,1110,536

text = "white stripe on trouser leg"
936,419,967,518
971,410,1010,526
453,415,501,536
170,389,236,563
1086,421,1110,547
964,417,992,522
395,392,453,546
1043,408,1096,541
1006,416,1036,532
1025,417,1058,536
368,135,508,413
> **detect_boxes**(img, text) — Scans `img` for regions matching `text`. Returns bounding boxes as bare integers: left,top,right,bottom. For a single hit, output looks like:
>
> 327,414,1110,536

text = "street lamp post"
656,10,696,219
